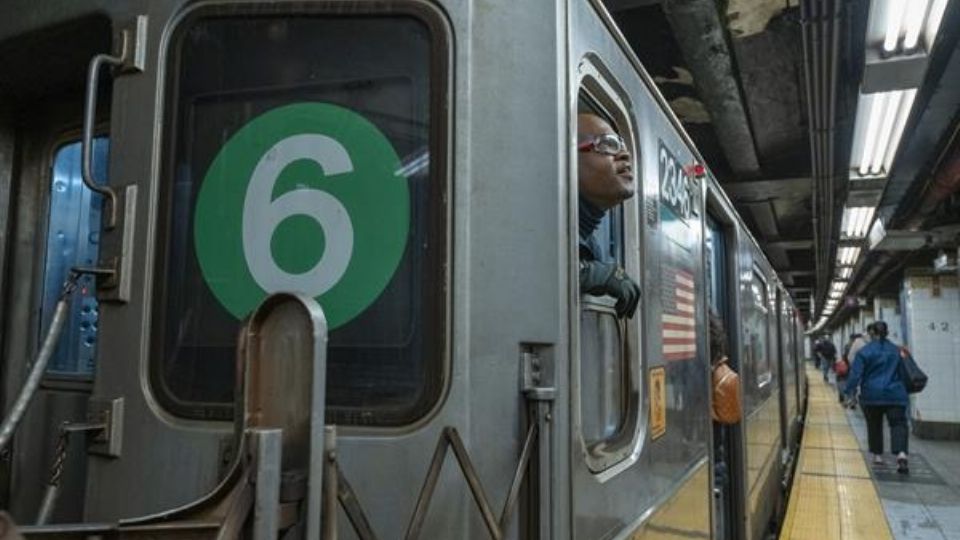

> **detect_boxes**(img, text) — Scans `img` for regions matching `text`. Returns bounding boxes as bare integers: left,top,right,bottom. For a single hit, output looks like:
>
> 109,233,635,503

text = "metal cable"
0,274,78,452
35,425,70,525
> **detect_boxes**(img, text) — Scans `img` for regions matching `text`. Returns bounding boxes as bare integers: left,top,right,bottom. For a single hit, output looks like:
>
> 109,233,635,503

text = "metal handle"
80,15,148,230
82,53,122,229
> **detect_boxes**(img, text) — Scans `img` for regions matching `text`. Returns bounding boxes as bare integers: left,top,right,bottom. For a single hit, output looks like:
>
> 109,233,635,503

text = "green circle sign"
194,102,410,329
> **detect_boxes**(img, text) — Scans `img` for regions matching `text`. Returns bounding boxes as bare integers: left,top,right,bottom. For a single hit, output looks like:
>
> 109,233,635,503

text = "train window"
575,64,642,471
750,269,772,386
580,299,626,443
154,5,449,424
705,214,727,317
39,137,109,378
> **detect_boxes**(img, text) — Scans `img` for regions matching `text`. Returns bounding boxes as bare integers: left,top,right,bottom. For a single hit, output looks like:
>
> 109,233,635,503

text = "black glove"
579,260,641,318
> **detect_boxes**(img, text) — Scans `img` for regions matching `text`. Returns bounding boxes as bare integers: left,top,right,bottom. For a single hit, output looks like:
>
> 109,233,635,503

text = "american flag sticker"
662,267,697,361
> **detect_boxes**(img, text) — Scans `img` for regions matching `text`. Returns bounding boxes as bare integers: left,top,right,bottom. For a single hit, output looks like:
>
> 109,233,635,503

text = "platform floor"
780,365,960,540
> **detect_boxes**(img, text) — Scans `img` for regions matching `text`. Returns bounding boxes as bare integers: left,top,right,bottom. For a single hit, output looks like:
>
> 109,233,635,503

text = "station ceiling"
605,0,960,322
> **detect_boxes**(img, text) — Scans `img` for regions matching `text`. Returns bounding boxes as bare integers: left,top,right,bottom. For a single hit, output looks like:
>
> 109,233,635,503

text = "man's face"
577,113,634,210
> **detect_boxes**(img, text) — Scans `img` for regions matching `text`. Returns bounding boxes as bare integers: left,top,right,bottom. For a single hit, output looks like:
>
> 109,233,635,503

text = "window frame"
150,1,453,424
573,55,645,475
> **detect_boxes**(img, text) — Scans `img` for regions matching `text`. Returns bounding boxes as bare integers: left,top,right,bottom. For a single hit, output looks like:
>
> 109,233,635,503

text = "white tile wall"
901,274,960,424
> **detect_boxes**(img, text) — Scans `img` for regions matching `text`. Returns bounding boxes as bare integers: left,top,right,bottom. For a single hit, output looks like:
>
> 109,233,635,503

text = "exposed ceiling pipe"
662,0,762,179
800,0,842,314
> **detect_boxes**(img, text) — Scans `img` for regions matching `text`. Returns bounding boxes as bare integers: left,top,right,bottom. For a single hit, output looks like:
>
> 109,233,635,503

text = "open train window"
154,4,450,425
750,268,772,386
39,137,109,380
574,58,643,473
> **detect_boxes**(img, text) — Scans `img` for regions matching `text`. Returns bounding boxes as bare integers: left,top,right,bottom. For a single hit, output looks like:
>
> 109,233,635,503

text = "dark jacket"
578,197,612,290
815,339,836,359
844,339,908,405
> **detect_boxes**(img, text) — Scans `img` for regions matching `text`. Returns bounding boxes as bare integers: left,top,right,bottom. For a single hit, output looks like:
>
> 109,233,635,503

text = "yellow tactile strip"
779,367,894,540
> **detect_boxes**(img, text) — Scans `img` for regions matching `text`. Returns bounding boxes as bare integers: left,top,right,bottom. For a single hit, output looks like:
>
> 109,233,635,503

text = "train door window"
155,5,450,425
38,137,109,378
705,214,727,317
750,268,772,386
575,61,642,472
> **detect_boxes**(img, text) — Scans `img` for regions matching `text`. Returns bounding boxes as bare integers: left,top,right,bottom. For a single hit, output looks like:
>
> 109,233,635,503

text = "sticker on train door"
649,366,667,440
193,102,410,329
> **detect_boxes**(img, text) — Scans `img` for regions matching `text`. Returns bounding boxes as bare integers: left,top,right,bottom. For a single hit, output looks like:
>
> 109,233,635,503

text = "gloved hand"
579,260,641,318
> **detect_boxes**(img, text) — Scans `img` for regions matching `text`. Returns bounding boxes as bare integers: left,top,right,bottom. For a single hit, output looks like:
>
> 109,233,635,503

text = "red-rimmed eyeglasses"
577,133,627,156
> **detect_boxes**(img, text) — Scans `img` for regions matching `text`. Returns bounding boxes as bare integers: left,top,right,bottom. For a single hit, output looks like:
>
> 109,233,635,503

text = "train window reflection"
154,7,448,425
751,269,772,386
40,137,109,378
580,299,626,444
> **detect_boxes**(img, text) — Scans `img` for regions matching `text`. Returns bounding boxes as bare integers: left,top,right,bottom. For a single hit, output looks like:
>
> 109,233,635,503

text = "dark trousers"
862,405,908,455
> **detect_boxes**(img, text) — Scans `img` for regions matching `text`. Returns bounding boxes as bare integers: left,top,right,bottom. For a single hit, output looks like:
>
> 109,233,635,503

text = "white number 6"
242,134,354,297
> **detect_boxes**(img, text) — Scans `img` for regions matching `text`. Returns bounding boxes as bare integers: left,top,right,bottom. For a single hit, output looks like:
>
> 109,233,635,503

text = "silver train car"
0,0,808,538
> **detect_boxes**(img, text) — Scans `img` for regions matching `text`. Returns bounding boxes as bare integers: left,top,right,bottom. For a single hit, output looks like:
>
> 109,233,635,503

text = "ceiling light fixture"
884,0,908,52
852,89,918,178
871,91,904,174
858,93,887,175
838,246,862,266
842,206,877,238
924,0,950,51
903,0,931,49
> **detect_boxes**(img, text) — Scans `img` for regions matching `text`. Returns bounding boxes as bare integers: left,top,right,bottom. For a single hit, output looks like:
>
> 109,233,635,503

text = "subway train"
0,0,807,538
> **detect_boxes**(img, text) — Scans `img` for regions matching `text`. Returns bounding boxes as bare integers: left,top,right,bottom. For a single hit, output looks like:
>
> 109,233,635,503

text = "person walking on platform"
814,337,836,382
844,321,910,473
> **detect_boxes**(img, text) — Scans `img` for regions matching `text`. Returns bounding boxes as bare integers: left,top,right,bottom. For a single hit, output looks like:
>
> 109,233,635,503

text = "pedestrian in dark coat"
844,321,910,473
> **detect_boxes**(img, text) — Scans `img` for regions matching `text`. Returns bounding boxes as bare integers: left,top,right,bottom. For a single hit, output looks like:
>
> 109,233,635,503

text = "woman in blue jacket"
844,321,910,473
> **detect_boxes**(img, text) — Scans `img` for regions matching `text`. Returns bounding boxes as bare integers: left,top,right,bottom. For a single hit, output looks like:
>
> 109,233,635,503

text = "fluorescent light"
831,281,846,293
854,89,918,178
882,89,917,172
839,267,853,279
903,0,930,49
838,246,861,266
858,94,887,175
842,206,876,238
871,91,904,174
829,291,843,300
924,0,950,50
857,207,875,238
884,0,907,52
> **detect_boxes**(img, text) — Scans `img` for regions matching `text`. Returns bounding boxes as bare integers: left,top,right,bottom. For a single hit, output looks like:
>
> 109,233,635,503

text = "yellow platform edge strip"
778,367,894,540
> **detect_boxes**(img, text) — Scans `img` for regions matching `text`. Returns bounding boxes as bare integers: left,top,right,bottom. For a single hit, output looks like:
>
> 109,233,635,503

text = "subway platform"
780,365,960,540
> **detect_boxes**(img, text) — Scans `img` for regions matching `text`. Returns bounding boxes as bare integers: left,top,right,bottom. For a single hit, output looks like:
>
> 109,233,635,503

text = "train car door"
0,13,113,522
706,213,735,540
775,287,798,454
705,187,748,540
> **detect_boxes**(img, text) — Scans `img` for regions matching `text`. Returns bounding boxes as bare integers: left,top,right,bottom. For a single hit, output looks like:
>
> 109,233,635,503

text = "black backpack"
898,347,928,394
